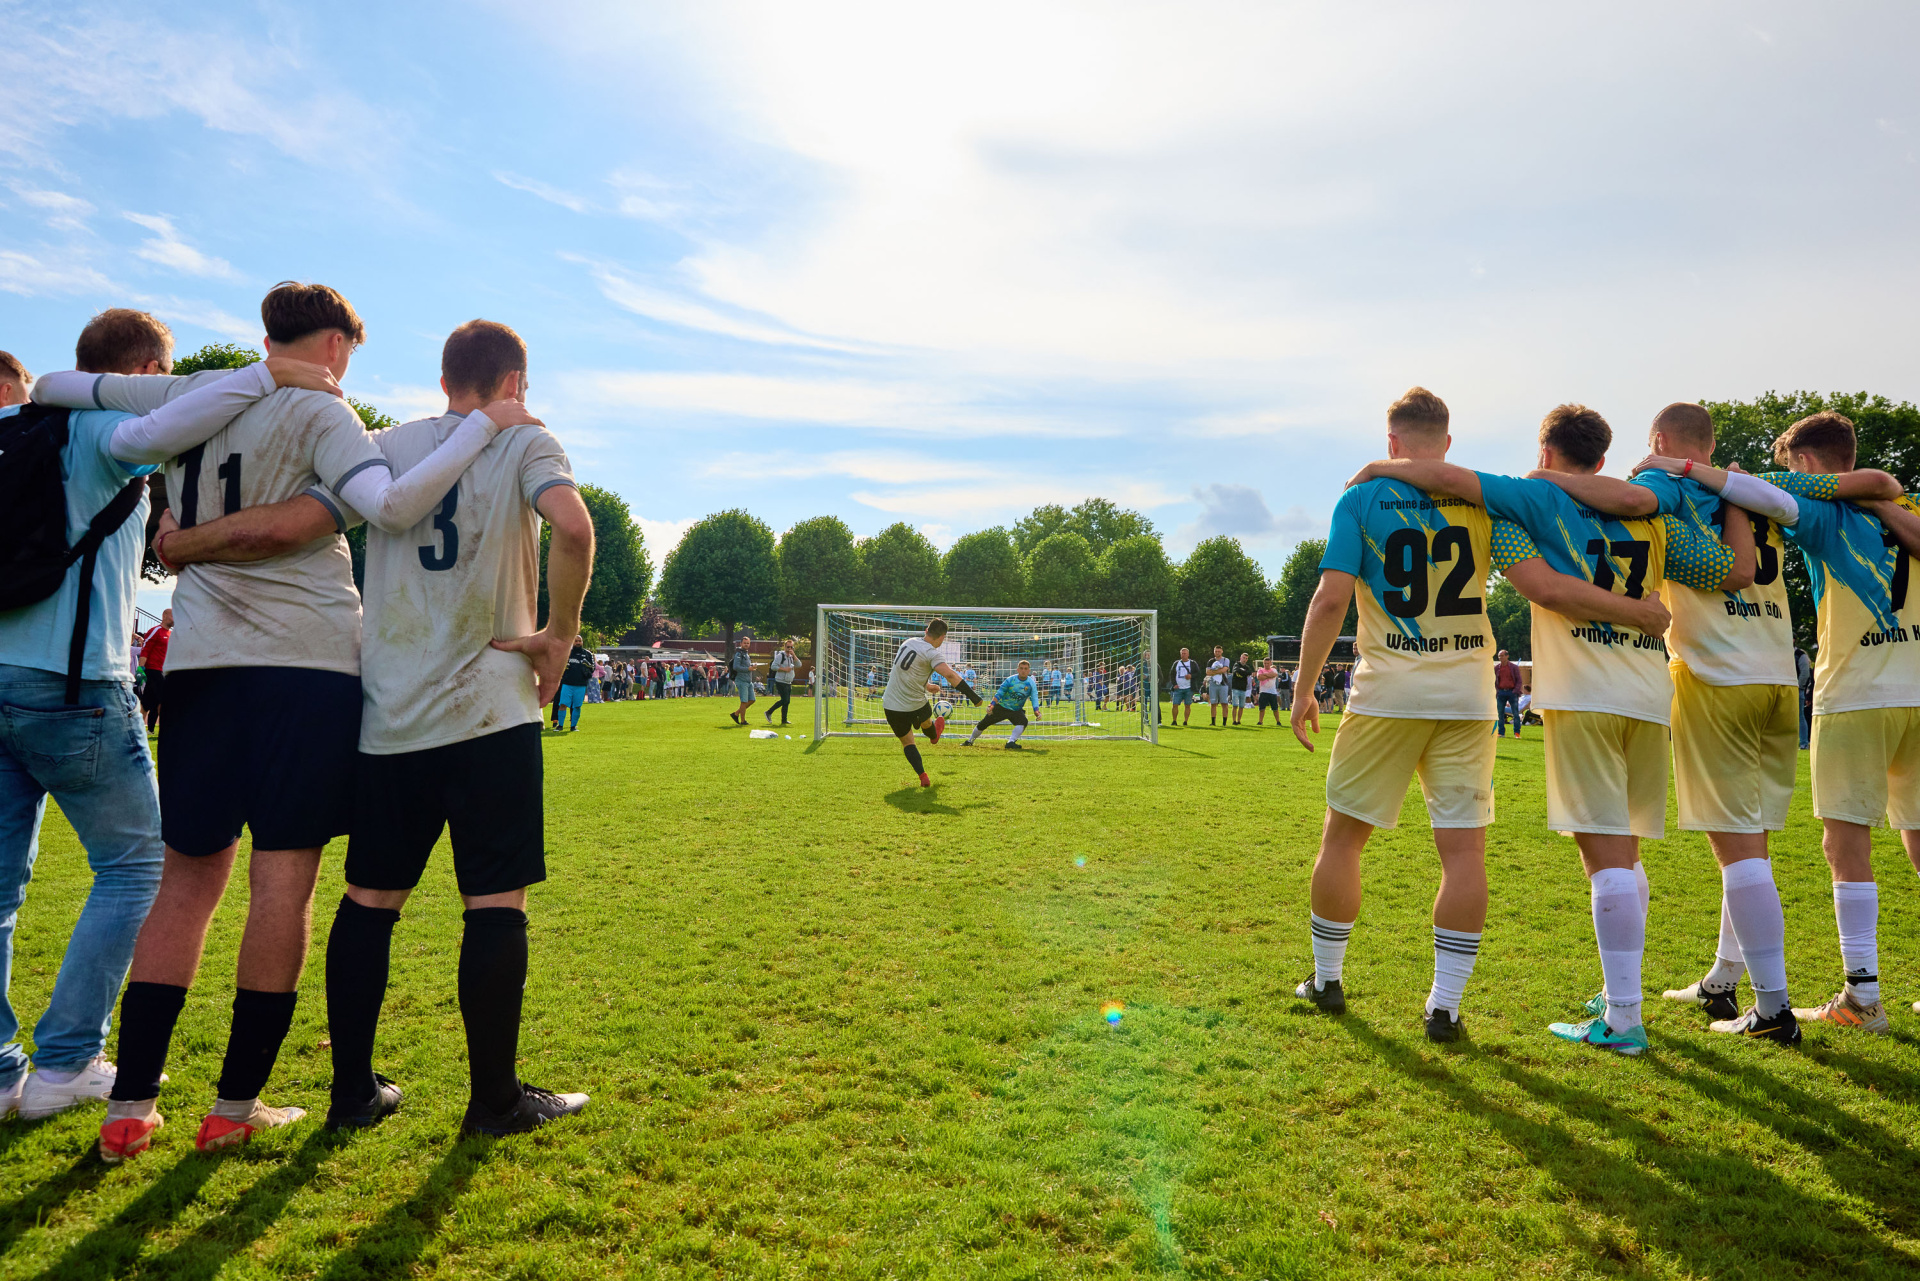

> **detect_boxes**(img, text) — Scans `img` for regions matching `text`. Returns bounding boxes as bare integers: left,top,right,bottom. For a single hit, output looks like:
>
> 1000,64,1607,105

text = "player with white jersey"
31,284,540,1163
880,618,983,788
1520,402,1903,1045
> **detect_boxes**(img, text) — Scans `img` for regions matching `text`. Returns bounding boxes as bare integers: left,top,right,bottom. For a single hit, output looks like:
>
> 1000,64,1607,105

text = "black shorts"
976,703,1028,728
138,668,165,714
884,704,934,737
1258,692,1279,710
159,666,361,857
345,722,545,897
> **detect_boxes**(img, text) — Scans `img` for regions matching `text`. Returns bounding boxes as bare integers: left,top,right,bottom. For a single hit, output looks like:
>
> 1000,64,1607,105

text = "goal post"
813,604,1158,744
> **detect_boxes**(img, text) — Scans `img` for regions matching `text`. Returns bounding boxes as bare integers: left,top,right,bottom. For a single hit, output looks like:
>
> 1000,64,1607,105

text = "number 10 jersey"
338,413,576,755
1320,478,1496,720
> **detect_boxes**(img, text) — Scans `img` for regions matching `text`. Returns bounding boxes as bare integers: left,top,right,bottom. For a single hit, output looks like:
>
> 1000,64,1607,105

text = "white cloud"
493,171,592,213
850,478,1177,521
1173,483,1318,555
701,449,996,485
574,258,868,352
638,515,697,559
9,184,94,231
0,250,115,297
124,213,239,280
141,296,256,343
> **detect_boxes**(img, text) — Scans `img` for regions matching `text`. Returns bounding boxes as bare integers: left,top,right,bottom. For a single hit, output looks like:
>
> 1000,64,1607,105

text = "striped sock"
1310,912,1354,988
1428,927,1483,1017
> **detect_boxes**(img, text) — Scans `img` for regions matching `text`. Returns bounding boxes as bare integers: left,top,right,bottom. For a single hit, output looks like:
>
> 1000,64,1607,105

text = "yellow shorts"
1325,713,1496,830
1542,710,1668,838
1810,705,1920,829
1670,667,1798,834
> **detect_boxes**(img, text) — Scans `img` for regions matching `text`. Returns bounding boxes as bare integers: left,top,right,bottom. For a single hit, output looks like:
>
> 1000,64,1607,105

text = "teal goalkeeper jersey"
996,675,1041,711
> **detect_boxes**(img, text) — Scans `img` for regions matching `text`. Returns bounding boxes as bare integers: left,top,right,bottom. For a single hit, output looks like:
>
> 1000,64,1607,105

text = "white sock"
1633,859,1650,918
1591,866,1646,1030
1009,724,1026,743
1310,912,1354,987
1702,895,1747,991
1723,859,1788,1016
1833,881,1880,1003
1427,926,1482,1017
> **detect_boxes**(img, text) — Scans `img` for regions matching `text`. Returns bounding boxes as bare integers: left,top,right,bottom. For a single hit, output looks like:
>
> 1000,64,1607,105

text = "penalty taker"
881,617,983,787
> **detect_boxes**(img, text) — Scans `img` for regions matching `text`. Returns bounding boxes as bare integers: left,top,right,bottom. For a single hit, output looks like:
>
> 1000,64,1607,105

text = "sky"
6,0,1920,615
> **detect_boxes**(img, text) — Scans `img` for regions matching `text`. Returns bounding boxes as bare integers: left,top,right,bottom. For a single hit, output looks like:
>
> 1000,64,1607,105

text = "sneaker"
1709,1006,1803,1046
1662,981,1741,1020
1792,988,1890,1034
325,1074,404,1131
1582,990,1608,1018
0,1074,22,1120
1294,974,1346,1015
1548,1015,1649,1055
19,1054,118,1121
460,1084,589,1136
917,772,932,788
1004,741,1023,751
195,1098,308,1152
1424,1006,1463,1043
99,1103,163,1165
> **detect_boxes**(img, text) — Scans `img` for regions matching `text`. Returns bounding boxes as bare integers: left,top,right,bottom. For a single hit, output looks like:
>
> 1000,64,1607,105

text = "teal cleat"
1582,991,1607,1018
1548,1015,1648,1056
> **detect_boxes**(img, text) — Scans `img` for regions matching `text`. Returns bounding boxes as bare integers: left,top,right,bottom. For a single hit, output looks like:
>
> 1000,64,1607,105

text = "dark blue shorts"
158,666,361,856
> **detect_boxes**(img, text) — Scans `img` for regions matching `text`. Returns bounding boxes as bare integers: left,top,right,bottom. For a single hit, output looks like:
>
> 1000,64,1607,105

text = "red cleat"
918,772,932,788
99,1111,163,1164
928,716,946,744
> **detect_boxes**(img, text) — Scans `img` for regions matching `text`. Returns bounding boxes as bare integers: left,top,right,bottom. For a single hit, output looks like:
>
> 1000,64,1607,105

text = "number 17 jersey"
342,413,576,755
1320,479,1495,720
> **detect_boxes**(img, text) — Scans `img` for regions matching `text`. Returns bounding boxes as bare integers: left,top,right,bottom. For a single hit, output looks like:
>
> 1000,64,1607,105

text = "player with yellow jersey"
1351,403,1731,1057
1525,402,1902,1046
1768,411,1920,1032
1291,390,1658,1043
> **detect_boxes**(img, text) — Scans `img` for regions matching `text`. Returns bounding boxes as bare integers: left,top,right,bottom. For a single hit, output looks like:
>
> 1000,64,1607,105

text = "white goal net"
814,605,1158,743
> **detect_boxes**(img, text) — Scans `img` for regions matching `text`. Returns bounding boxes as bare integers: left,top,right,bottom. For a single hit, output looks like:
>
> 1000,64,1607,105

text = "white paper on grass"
749,729,778,739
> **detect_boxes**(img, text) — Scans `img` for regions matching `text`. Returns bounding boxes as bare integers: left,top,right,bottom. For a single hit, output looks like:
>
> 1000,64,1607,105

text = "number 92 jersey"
1320,479,1496,720
332,413,576,755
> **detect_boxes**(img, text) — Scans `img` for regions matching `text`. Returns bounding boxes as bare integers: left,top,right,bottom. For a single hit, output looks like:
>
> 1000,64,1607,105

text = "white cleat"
196,1098,308,1153
19,1054,118,1121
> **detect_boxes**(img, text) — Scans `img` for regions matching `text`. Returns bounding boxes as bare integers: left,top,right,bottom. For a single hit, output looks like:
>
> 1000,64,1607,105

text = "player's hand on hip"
491,627,572,705
1290,699,1319,751
263,357,345,398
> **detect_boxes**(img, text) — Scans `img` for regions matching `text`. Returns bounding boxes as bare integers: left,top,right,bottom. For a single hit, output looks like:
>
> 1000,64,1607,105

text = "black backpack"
0,404,148,703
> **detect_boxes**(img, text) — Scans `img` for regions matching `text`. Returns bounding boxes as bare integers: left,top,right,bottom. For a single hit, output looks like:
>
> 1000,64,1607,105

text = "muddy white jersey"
882,637,949,712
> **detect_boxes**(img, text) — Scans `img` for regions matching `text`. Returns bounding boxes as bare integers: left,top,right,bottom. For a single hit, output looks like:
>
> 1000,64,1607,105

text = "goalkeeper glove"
957,679,983,705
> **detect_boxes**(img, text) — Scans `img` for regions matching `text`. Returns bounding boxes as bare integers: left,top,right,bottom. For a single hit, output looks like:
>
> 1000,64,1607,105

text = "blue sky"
6,1,1920,614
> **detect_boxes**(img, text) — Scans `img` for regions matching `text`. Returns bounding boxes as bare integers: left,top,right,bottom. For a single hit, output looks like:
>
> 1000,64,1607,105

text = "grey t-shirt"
344,413,576,754
86,370,383,675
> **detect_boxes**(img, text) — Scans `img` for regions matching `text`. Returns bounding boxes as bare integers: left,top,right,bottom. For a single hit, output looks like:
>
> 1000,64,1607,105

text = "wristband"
153,529,180,573
1680,459,1694,478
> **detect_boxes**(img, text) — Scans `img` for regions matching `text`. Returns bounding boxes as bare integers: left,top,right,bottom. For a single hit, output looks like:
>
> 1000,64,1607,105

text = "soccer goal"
814,605,1158,743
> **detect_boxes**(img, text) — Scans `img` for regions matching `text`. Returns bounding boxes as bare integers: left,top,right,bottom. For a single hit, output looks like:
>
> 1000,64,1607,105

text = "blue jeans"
1495,688,1521,735
0,665,164,1082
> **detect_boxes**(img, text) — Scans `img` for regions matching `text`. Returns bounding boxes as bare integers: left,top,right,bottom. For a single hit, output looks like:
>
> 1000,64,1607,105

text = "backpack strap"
63,477,148,705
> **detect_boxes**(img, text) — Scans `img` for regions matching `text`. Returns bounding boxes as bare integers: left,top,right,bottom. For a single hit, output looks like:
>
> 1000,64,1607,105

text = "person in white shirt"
880,618,982,788
1169,648,1195,726
1206,646,1231,726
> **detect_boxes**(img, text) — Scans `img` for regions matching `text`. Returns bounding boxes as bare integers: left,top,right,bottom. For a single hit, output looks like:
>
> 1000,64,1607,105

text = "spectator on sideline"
727,636,756,725
1229,651,1255,725
1277,663,1294,711
1493,649,1524,738
765,638,797,725
553,637,592,730
1795,645,1813,750
1518,683,1538,726
1206,646,1230,726
137,608,173,733
1254,657,1280,724
1169,648,1195,725
585,658,606,704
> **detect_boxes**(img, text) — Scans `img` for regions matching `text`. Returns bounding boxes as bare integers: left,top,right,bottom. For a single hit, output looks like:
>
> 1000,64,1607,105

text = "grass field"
2,696,1919,1278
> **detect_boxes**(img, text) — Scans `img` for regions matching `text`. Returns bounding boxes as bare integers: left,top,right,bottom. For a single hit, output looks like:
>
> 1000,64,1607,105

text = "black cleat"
326,1073,403,1131
1004,740,1023,750
1709,1005,1803,1046
1425,1007,1464,1043
1294,974,1346,1014
460,1083,589,1137
1663,980,1741,1020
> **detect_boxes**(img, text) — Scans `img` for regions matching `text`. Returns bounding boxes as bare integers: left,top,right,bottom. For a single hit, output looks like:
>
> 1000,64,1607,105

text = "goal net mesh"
815,605,1156,742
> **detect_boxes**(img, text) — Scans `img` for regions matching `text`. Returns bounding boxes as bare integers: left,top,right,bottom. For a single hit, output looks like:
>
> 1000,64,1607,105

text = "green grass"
2,697,1919,1278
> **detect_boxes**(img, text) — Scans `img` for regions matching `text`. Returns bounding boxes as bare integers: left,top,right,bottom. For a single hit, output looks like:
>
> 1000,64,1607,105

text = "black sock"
325,895,401,1107
216,989,299,1101
903,743,925,774
109,981,187,1101
460,907,528,1114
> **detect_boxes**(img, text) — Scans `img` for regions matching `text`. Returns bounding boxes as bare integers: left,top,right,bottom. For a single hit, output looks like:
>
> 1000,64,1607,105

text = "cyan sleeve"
1474,472,1539,526
1319,486,1366,576
1489,519,1541,573
1631,470,1683,515
1777,490,1839,552
1662,514,1737,591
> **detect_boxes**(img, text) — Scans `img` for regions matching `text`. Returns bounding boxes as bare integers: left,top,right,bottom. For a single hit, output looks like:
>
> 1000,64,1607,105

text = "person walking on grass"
1494,650,1523,738
765,638,797,725
728,636,757,725
553,638,592,731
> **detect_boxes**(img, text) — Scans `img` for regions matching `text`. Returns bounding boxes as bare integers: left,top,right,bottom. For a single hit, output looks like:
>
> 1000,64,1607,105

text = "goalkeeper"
963,660,1043,750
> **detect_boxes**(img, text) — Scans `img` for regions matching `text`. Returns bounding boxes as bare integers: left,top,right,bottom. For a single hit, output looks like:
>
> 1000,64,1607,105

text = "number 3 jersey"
338,413,576,754
1479,472,1733,725
1320,479,1496,720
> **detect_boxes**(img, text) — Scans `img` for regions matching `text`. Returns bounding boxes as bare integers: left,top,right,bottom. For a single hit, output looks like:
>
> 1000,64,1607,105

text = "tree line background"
157,344,1920,668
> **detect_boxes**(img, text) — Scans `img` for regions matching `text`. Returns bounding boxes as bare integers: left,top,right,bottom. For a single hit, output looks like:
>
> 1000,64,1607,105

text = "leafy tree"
1171,536,1274,664
557,484,651,639
776,516,866,635
1011,498,1157,557
943,527,1026,606
1486,575,1530,660
1270,538,1356,637
1025,531,1097,607
1703,391,1920,655
342,399,398,592
860,522,944,603
658,508,781,653
171,342,259,375
1096,534,1175,614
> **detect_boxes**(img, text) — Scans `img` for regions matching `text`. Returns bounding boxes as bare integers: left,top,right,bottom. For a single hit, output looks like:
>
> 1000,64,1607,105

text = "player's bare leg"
1297,809,1369,1015
1794,819,1888,1032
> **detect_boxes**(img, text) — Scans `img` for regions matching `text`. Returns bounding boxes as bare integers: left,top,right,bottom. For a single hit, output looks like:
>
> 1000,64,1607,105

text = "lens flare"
1101,1000,1125,1026
1074,856,1087,868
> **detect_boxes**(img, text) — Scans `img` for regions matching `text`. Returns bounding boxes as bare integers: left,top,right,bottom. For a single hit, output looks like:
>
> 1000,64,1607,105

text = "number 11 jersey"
341,413,576,755
1320,478,1496,720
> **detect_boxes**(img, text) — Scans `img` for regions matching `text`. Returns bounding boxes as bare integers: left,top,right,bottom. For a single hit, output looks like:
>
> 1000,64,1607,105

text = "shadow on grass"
882,787,993,818
314,1134,495,1280
0,1149,107,1258
25,1141,225,1280
1147,741,1217,759
1802,1036,1920,1106
1333,1015,1918,1277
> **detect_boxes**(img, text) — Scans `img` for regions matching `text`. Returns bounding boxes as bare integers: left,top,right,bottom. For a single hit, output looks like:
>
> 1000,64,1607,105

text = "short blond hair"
1651,402,1714,453
1388,386,1449,434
